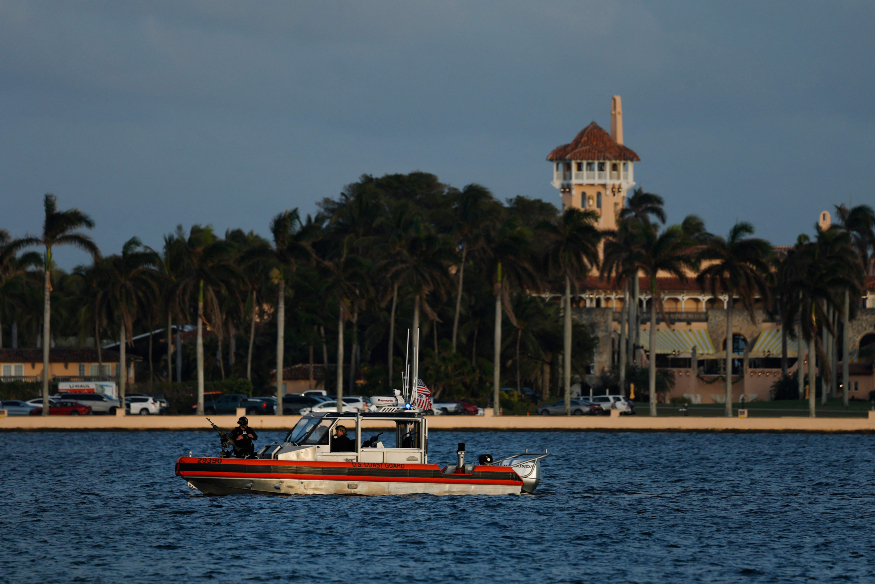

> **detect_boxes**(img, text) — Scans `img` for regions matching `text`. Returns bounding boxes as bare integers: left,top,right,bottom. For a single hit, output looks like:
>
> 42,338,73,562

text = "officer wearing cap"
331,424,356,452
229,416,258,458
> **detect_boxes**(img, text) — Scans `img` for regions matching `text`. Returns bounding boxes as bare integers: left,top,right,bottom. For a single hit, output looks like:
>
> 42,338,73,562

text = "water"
2,430,875,583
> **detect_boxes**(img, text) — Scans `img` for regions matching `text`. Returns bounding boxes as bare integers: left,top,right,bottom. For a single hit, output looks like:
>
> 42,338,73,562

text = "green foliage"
669,396,692,406
625,365,675,403
128,378,253,414
769,372,802,400
498,390,538,416
0,380,43,401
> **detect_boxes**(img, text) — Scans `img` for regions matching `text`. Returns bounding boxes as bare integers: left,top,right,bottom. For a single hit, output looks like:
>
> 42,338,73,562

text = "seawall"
3,413,875,433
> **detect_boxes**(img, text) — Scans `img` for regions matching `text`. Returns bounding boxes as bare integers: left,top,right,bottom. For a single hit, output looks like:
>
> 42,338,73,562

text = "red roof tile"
547,122,640,162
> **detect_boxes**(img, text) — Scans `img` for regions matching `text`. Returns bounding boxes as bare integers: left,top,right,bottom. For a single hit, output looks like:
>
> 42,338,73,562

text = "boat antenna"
413,327,420,404
402,328,410,402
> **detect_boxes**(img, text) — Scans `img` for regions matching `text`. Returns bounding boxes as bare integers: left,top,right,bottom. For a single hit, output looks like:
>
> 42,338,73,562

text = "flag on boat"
414,379,433,411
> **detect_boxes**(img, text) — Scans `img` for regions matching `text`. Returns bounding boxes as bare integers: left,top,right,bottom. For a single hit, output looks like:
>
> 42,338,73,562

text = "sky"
2,1,874,268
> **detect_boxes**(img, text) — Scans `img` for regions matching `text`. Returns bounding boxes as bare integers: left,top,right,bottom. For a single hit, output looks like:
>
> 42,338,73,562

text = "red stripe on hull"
179,470,522,486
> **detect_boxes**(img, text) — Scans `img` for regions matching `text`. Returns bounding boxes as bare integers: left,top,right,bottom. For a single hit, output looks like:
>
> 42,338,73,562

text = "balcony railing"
640,311,709,323
52,375,118,382
0,376,41,383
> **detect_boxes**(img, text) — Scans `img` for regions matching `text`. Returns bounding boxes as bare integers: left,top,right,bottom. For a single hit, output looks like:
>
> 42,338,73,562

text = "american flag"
413,379,433,411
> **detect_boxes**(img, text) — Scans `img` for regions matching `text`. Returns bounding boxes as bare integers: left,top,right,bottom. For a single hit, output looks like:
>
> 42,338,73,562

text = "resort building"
548,97,875,403
0,348,136,384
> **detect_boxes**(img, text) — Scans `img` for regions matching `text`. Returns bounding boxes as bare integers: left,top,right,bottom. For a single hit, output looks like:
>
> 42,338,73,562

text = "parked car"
500,387,541,404
302,389,327,397
588,395,636,414
59,392,121,415
282,394,323,415
126,396,160,415
197,394,276,415
127,393,171,414
431,400,464,415
1,400,39,416
456,401,480,415
26,398,58,408
30,400,91,416
299,397,370,415
537,399,601,416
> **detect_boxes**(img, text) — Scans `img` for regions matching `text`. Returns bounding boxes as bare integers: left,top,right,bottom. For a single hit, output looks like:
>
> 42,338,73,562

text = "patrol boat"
175,410,547,496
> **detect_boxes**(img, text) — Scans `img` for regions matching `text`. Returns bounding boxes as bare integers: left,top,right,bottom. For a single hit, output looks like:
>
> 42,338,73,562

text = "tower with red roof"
546,96,639,230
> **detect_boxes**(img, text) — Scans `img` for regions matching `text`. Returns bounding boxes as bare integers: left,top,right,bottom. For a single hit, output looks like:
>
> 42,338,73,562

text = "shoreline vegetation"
1,175,873,419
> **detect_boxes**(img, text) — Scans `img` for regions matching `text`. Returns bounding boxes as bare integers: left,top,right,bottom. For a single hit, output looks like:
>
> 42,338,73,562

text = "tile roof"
0,348,136,363
547,122,640,162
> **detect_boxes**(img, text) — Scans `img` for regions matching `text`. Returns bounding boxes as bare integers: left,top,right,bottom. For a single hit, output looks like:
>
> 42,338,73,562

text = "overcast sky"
2,1,873,268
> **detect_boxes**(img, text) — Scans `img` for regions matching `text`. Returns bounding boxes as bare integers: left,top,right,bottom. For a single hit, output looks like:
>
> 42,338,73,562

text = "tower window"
586,162,594,172
598,162,605,172
576,162,583,172
564,163,571,172
597,192,602,209
555,163,560,172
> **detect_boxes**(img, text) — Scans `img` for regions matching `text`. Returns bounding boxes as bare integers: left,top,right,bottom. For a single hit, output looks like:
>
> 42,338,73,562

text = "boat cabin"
257,412,428,465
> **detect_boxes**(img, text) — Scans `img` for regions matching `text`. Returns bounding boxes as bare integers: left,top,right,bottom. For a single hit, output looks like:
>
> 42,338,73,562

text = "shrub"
670,396,692,406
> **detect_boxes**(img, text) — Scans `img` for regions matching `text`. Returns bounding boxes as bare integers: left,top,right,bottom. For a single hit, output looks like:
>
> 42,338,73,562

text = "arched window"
860,333,875,360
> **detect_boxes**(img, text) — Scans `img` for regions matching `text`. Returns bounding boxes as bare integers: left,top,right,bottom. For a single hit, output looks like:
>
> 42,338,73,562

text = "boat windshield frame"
285,415,327,445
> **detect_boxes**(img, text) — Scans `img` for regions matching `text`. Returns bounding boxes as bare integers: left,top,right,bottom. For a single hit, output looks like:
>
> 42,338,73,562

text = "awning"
638,328,716,356
749,329,799,358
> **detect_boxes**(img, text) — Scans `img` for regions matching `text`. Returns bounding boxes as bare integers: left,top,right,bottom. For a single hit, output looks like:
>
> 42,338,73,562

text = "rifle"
207,417,235,458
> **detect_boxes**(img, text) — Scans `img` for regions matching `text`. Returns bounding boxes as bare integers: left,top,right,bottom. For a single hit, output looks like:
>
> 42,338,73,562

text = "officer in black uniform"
331,425,356,452
229,416,258,458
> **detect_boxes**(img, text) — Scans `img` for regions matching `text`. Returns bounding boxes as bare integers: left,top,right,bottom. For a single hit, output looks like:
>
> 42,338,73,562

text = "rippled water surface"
3,430,875,583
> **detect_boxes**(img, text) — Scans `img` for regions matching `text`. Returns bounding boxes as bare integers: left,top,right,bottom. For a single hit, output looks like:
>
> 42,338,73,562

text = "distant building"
547,97,875,403
0,348,136,384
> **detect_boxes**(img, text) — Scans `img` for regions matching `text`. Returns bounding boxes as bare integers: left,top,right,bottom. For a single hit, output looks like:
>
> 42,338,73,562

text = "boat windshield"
300,419,335,445
285,417,322,444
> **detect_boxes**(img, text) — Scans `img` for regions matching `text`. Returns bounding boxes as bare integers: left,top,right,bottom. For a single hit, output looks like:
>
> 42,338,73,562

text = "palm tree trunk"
11,318,18,349
247,290,256,382
148,327,153,392
196,281,205,416
119,322,127,410
516,326,521,392
563,274,572,415
175,321,182,383
452,245,467,353
821,319,828,406
808,335,817,418
412,294,420,345
167,312,172,383
276,280,285,414
542,358,551,402
725,291,733,417
797,312,804,399
493,288,502,417
229,323,235,368
434,320,439,356
336,309,344,413
308,341,314,391
96,318,103,375
619,283,628,394
41,268,51,415
320,326,328,368
388,282,398,387
842,289,850,407
781,301,789,376
217,336,225,381
632,276,640,365
348,308,357,396
648,288,657,416
471,323,478,366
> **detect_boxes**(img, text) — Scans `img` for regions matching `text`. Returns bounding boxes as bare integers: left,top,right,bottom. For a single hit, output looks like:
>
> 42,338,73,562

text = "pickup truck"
198,394,275,415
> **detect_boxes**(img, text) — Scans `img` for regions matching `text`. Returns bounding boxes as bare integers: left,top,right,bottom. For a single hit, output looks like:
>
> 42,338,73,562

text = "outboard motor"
493,452,549,493
457,443,465,470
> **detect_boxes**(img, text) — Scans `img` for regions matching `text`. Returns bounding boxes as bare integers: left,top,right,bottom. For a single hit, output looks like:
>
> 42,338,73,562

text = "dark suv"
282,394,322,415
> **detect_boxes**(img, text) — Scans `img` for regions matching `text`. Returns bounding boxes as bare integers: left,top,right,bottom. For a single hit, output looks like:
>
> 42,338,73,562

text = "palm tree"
618,188,668,367
450,184,501,353
696,222,773,417
832,204,875,406
382,217,455,375
250,210,319,414
0,232,41,349
481,216,537,416
782,227,863,416
17,194,100,413
95,238,159,407
173,225,235,415
634,221,700,416
539,208,602,414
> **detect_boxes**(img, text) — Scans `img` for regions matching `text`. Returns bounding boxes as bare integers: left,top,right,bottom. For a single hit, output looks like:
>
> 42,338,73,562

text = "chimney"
610,95,623,145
